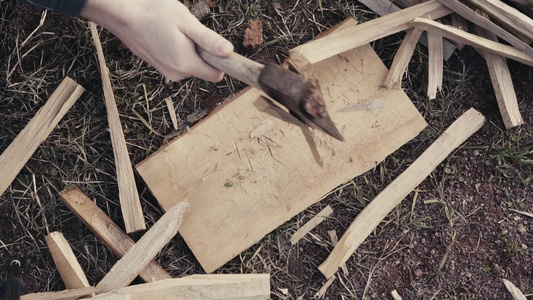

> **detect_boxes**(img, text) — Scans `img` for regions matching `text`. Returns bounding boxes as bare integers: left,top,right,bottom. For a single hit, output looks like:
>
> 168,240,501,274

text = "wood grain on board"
137,18,428,273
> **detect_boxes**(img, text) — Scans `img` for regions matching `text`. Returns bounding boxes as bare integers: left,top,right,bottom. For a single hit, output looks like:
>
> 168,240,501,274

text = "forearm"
80,0,129,34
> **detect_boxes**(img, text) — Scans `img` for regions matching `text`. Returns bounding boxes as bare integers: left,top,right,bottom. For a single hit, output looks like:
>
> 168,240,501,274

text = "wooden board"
475,18,524,129
89,22,145,233
290,0,452,64
318,108,485,278
436,0,533,56
0,77,84,196
290,205,333,245
137,19,428,273
427,31,444,99
96,202,187,293
90,274,270,300
357,0,456,60
21,287,96,300
58,185,172,282
410,18,533,67
45,232,90,289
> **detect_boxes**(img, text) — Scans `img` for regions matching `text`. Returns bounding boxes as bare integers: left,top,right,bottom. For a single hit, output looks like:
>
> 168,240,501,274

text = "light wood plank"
58,185,172,282
136,18,427,273
475,16,524,129
327,230,348,276
357,0,456,60
164,97,179,130
384,28,424,89
436,0,533,56
0,77,84,196
45,232,90,289
21,287,97,300
427,31,444,99
290,0,452,64
410,18,533,67
318,108,485,278
450,13,468,50
468,0,533,41
91,274,270,300
89,22,145,233
291,205,333,245
503,279,527,300
95,202,187,293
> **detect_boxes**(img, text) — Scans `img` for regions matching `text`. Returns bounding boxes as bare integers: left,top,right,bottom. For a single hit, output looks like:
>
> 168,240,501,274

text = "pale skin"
81,0,234,82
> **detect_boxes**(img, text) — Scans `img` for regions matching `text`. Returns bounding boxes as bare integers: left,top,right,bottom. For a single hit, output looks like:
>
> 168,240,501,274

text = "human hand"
81,0,234,82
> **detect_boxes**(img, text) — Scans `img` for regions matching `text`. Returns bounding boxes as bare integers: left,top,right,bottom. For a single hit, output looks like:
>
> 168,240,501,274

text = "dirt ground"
0,0,531,299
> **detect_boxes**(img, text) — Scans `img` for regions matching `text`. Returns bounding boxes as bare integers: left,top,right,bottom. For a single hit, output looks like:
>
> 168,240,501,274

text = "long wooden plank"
136,18,427,273
58,185,172,282
95,202,187,293
410,18,533,67
475,17,524,129
290,205,333,245
89,22,145,233
21,287,97,300
427,31,444,99
384,28,425,89
290,0,452,64
318,108,486,278
45,232,91,289
468,0,533,41
357,0,456,60
91,274,270,300
436,0,533,56
0,77,84,196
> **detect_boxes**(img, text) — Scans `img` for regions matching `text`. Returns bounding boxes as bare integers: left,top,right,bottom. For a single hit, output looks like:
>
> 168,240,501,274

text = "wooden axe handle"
196,45,264,89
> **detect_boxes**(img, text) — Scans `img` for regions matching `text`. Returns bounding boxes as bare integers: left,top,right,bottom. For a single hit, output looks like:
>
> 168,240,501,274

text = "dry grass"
0,0,531,299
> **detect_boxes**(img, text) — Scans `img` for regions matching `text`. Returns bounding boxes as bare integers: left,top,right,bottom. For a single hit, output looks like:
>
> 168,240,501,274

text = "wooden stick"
290,0,452,64
357,0,456,60
164,97,179,131
427,31,444,100
384,28,425,89
58,185,172,283
503,279,527,300
318,108,485,278
95,202,187,293
45,232,90,289
410,18,533,67
91,274,270,300
475,16,524,129
436,0,533,56
21,287,97,300
89,22,145,233
291,205,333,245
0,77,84,196
450,13,468,50
314,275,336,299
327,230,348,276
468,0,533,41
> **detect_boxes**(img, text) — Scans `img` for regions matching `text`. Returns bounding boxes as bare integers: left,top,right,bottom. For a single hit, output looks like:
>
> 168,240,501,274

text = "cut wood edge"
503,279,527,300
45,232,90,289
411,18,533,67
0,77,84,196
95,202,188,293
291,205,333,245
58,185,172,282
89,22,145,233
318,108,485,278
290,0,452,64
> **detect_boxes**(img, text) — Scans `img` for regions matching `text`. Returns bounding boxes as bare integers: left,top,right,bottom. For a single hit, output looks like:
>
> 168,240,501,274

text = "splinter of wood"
291,205,333,245
45,232,90,289
319,108,485,279
427,31,444,99
95,202,187,293
383,28,424,89
90,22,146,233
59,185,172,282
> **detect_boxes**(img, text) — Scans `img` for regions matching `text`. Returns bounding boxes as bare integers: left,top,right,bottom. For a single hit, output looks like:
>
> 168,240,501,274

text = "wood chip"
503,279,527,300
391,290,403,300
164,97,179,131
243,19,263,48
250,117,278,138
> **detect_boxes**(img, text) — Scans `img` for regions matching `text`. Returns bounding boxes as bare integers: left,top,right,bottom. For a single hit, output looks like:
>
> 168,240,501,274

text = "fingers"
182,16,234,57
